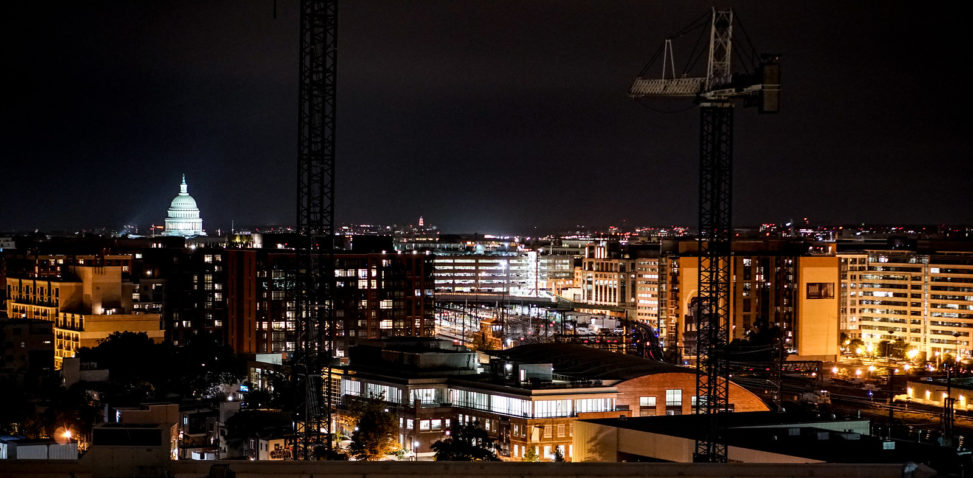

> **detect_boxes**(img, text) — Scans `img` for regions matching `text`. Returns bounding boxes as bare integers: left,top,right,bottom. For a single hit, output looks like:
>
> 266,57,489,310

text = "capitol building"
164,174,205,237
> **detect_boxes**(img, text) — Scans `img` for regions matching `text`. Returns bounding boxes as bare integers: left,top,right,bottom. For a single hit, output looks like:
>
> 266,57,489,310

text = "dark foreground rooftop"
491,343,688,380
582,412,952,465
0,459,919,478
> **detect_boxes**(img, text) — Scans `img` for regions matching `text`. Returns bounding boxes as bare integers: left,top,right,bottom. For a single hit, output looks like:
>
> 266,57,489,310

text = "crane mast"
293,0,338,460
629,8,779,463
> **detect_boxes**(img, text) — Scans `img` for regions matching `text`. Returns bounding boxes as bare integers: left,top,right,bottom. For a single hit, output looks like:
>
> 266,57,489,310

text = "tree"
223,410,291,459
177,332,247,399
77,331,247,403
469,332,495,351
522,445,539,462
349,396,399,460
77,331,169,400
431,422,499,461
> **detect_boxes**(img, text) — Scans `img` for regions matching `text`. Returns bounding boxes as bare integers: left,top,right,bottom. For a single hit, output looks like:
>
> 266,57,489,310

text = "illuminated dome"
164,174,205,237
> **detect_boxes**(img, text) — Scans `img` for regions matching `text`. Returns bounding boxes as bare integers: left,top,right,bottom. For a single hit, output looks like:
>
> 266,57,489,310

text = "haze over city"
2,0,970,233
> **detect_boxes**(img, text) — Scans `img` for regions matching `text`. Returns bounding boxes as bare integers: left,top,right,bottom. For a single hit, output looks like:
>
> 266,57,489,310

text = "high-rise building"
221,248,435,355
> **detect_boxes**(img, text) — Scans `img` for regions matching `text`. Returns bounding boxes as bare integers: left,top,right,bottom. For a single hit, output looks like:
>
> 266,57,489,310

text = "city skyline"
2,1,970,232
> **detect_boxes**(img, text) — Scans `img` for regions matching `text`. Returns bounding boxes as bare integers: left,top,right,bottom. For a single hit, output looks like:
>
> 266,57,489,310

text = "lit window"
639,396,656,407
420,420,430,431
665,390,682,407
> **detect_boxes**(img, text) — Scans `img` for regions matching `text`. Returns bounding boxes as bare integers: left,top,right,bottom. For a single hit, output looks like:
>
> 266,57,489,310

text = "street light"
944,331,961,447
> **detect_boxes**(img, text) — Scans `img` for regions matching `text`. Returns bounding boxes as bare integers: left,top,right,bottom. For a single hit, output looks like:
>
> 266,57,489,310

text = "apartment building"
839,248,973,360
4,265,163,368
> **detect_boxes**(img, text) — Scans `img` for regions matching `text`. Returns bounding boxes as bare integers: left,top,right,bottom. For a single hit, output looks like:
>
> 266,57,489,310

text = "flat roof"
491,343,689,381
581,412,950,464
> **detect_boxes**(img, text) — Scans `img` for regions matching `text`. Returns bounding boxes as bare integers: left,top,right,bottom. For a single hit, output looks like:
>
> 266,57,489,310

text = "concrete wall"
73,266,123,314
797,256,840,360
574,420,828,464
77,314,164,347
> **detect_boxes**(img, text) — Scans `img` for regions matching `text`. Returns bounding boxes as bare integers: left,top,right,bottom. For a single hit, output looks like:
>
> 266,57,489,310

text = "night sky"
2,1,970,234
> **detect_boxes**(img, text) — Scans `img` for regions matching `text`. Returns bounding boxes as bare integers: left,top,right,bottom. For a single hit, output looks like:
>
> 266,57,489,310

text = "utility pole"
888,366,895,428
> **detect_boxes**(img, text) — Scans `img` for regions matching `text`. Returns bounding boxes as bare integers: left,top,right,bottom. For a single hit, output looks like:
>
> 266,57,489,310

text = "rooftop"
581,412,951,464
490,343,688,381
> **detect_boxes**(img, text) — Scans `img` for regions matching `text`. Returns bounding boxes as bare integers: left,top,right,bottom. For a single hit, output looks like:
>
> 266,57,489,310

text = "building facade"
336,340,769,462
5,265,163,368
839,249,973,360
669,241,840,362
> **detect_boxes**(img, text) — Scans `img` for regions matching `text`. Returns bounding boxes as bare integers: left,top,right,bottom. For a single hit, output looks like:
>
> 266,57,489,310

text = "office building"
336,339,768,461
839,248,973,360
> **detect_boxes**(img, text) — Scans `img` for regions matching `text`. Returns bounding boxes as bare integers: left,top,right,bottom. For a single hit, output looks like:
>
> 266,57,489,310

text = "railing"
629,77,706,97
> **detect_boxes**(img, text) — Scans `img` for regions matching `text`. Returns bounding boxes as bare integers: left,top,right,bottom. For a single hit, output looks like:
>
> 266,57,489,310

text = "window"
420,420,430,431
410,388,437,405
639,396,657,407
807,282,835,299
365,383,402,403
534,399,572,418
557,424,565,437
407,419,414,430
665,390,682,407
574,398,612,414
543,426,552,438
431,419,442,430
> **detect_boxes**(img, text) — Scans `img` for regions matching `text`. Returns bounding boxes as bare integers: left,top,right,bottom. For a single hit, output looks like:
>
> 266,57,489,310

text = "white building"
164,174,205,238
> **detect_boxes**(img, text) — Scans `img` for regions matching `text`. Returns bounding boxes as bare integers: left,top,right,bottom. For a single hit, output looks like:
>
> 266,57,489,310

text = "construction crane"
629,8,779,463
292,0,338,460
